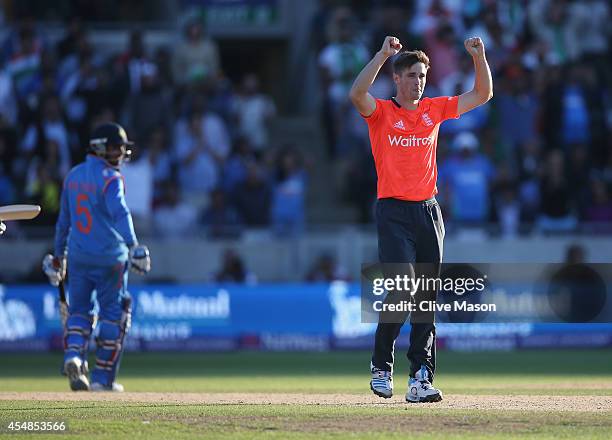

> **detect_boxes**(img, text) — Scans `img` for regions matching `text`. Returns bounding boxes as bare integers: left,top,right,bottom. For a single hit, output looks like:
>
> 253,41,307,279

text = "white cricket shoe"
370,363,393,398
64,357,90,391
406,365,442,403
91,382,125,392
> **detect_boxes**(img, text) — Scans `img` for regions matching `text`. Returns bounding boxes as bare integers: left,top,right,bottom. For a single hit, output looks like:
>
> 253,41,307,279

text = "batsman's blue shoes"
370,363,393,398
406,365,442,403
64,357,90,391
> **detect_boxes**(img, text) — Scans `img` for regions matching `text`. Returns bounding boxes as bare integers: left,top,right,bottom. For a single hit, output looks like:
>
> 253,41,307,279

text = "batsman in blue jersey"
43,122,151,392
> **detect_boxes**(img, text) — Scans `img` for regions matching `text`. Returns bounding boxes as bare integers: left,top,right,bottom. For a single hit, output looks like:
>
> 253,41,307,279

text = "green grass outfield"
1,350,611,439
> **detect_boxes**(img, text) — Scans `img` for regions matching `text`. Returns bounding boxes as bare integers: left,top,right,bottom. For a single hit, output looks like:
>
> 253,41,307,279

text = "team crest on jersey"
393,120,405,130
422,113,433,127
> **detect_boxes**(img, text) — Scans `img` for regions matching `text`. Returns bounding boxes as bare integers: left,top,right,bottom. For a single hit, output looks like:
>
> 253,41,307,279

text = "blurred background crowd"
0,0,610,247
0,3,306,239
316,0,611,236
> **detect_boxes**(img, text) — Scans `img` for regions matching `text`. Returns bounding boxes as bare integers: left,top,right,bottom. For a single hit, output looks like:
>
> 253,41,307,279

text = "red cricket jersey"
363,96,459,201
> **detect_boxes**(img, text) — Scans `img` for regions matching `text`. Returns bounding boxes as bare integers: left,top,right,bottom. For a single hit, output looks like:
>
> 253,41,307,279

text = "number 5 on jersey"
76,193,92,234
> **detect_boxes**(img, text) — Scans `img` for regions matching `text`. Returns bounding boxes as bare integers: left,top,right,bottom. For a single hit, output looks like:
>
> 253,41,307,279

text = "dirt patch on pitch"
2,392,612,412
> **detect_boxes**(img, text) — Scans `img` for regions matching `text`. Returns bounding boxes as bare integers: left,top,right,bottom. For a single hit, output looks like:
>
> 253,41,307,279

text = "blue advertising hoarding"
0,282,611,351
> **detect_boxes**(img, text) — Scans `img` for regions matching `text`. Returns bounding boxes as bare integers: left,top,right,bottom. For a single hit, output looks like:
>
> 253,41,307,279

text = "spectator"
122,145,153,234
465,5,515,72
566,1,609,56
172,18,220,86
559,64,594,147
21,94,72,178
409,0,461,36
540,64,605,154
153,180,198,239
215,249,256,284
56,19,93,88
318,7,369,156
175,95,231,161
88,107,116,137
344,144,377,223
494,65,538,155
25,139,65,187
537,150,577,233
2,20,44,109
271,147,306,236
232,163,271,227
439,132,495,225
232,73,276,154
124,62,171,142
424,21,459,87
368,61,394,101
491,166,520,238
116,30,149,92
565,244,586,265
0,136,16,205
174,110,222,206
201,188,243,238
599,148,612,188
439,54,474,97
566,0,610,83
494,185,521,238
145,127,174,205
56,17,85,61
516,139,541,224
153,46,174,88
370,3,422,56
310,0,334,53
60,49,110,150
0,125,18,186
440,55,489,135
306,253,348,282
25,163,60,226
583,179,612,224
568,143,591,214
222,136,255,193
528,0,573,64
0,61,17,126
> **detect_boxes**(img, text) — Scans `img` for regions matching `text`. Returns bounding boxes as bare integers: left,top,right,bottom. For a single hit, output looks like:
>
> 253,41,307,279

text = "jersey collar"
391,96,421,112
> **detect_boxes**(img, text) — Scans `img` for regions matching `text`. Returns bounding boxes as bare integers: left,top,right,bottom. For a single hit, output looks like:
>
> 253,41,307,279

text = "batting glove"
129,244,151,275
42,254,66,287
0,221,5,235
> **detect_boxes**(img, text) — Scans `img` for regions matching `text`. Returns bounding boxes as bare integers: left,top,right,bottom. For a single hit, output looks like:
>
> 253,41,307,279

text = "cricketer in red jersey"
350,36,492,403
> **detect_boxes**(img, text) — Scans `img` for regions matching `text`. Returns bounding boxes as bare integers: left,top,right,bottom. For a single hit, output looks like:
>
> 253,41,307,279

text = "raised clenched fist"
381,36,402,58
464,37,485,58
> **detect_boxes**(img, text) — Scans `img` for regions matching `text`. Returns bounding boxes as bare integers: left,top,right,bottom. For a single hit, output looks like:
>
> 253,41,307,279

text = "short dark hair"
392,50,430,75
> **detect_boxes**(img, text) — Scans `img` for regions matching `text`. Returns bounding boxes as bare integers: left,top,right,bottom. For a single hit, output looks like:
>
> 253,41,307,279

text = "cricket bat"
0,204,41,221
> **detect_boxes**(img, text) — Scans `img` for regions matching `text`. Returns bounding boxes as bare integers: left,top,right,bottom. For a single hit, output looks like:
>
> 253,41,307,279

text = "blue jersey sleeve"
103,176,137,247
54,182,71,257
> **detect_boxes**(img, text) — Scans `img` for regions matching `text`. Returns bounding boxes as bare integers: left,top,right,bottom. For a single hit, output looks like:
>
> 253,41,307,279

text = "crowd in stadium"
0,0,610,239
317,0,611,235
0,15,305,238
